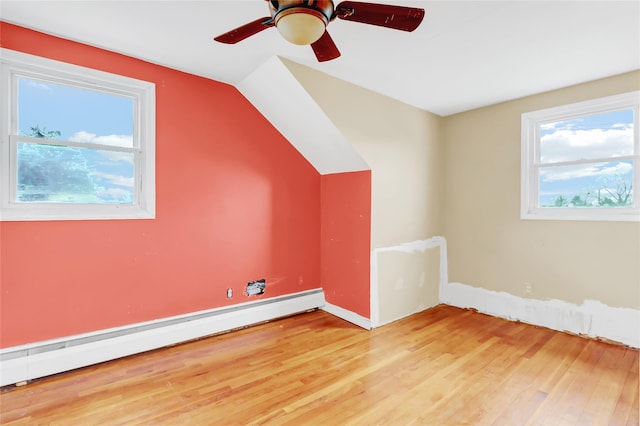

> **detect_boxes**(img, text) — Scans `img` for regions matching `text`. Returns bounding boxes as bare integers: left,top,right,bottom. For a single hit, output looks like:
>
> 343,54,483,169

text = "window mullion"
537,155,637,168
11,135,140,154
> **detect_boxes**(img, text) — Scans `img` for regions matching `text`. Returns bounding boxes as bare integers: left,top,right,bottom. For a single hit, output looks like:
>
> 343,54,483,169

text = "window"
521,91,639,222
1,49,155,221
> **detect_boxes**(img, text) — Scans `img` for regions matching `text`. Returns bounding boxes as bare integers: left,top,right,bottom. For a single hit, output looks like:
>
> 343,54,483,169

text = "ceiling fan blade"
311,31,341,62
334,1,425,32
214,17,274,44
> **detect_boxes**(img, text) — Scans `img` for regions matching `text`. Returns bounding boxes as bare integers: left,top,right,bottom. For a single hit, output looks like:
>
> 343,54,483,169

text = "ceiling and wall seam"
237,56,370,175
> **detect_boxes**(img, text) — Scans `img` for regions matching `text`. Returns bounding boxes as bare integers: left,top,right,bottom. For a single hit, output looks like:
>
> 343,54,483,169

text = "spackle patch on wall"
394,276,405,290
441,281,640,348
371,237,446,327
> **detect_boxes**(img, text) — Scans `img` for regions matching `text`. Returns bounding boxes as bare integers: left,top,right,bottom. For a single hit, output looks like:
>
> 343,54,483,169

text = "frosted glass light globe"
275,9,327,45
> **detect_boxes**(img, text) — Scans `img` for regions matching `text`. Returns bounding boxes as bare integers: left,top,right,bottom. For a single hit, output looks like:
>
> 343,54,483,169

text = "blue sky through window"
538,109,634,207
18,77,133,142
17,77,135,204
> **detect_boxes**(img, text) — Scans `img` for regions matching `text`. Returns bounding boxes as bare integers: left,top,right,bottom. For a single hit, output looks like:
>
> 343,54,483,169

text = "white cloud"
611,122,630,129
98,188,132,197
540,125,633,163
70,131,133,148
101,151,134,164
541,162,633,182
91,171,134,188
540,121,568,132
540,124,633,163
69,131,134,163
26,80,52,92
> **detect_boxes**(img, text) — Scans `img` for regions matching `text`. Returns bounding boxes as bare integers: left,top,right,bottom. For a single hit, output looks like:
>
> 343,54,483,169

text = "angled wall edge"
237,56,369,175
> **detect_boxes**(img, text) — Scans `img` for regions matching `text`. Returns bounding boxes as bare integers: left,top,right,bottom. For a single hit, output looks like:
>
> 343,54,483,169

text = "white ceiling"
1,0,639,116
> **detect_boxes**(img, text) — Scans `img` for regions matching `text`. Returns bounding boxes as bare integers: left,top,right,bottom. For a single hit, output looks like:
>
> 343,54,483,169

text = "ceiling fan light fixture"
214,0,425,62
274,8,328,45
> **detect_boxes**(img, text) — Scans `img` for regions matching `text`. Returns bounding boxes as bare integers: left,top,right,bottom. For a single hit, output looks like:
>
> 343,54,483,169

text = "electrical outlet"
245,279,266,296
524,282,533,295
226,288,233,299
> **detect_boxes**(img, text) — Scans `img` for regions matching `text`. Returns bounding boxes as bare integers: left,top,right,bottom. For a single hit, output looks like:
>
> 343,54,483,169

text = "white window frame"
521,91,640,222
0,49,155,221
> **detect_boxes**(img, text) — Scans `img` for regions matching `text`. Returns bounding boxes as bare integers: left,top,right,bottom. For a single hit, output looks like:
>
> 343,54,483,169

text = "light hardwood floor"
1,305,638,425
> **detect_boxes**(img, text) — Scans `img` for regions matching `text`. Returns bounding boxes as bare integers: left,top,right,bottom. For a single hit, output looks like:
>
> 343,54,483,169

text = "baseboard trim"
441,281,640,348
0,289,325,387
322,302,371,330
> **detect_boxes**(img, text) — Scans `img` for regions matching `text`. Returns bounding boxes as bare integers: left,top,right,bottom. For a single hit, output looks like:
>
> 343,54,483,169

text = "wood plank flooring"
1,305,638,425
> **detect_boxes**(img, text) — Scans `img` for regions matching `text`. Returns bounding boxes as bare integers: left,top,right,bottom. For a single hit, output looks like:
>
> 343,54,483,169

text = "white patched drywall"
371,237,448,327
441,281,640,348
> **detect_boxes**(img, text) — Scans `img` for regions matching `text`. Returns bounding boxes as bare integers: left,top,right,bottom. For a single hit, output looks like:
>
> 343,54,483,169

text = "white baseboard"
441,281,640,348
322,302,371,330
0,289,325,387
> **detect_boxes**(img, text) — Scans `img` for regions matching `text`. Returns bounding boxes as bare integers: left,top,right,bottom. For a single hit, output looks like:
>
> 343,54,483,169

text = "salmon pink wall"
320,171,371,318
0,23,321,348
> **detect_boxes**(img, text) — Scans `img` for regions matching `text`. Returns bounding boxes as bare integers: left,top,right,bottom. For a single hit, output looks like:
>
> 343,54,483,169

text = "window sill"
521,208,639,222
0,203,155,222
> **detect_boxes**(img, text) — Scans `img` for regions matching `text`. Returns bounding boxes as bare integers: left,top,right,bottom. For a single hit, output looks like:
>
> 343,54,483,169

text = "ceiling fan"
214,0,425,62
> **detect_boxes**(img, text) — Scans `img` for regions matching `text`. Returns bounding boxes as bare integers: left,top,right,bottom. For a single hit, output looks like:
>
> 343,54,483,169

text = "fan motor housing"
268,0,335,23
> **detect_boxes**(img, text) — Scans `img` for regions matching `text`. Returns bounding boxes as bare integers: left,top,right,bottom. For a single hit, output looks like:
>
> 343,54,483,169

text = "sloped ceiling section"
238,56,369,175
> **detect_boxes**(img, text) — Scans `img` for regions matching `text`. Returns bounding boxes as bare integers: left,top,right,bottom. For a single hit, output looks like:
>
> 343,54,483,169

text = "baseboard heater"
0,289,325,387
